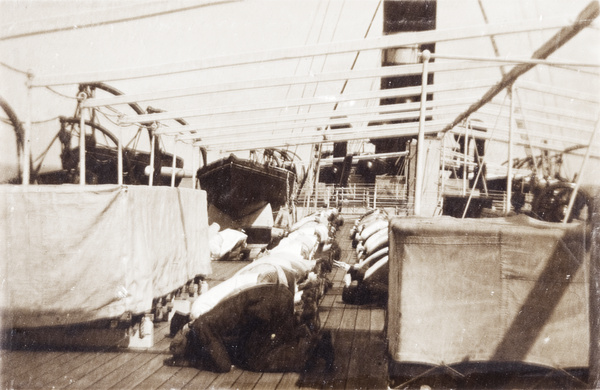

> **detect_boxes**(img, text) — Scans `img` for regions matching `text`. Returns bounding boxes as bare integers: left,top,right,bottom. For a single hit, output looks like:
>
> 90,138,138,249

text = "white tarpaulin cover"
388,215,589,369
0,184,211,328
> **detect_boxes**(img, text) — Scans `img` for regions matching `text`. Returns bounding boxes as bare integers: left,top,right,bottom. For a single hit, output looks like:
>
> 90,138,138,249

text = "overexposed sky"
0,0,382,181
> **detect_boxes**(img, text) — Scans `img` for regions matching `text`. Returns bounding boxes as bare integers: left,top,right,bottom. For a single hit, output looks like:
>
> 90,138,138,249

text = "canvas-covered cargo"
388,215,589,369
0,184,211,329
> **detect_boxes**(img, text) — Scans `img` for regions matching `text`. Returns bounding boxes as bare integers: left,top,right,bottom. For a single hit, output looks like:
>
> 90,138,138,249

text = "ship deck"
2,215,590,389
1,218,389,390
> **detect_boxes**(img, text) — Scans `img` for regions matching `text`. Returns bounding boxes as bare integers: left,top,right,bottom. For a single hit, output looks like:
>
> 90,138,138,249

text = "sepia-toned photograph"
1,0,599,388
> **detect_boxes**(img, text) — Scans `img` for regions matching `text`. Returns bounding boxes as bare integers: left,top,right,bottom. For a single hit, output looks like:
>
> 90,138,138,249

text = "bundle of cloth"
338,209,389,305
168,208,343,373
208,224,248,261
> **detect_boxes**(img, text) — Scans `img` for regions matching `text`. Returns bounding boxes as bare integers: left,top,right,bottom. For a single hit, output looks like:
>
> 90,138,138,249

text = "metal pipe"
144,165,191,178
314,144,322,210
507,84,515,214
440,133,447,213
79,102,86,186
117,126,123,185
463,123,469,196
414,50,430,216
149,133,155,187
192,146,197,189
23,74,33,185
317,151,409,165
373,182,377,209
427,52,600,68
171,139,177,187
590,187,600,388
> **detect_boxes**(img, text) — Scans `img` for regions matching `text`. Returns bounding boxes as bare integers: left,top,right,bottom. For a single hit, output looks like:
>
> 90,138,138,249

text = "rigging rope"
0,61,29,75
32,116,60,125
45,86,77,100
1,0,239,41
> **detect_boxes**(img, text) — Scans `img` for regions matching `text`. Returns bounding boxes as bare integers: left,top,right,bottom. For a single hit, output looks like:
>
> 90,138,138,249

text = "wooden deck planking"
107,354,168,389
345,308,372,390
304,239,356,389
66,351,144,388
321,292,344,332
134,362,187,389
203,366,244,389
231,369,265,389
155,366,199,389
48,352,121,389
253,372,285,390
181,368,220,389
328,222,389,390
29,351,100,388
108,325,177,389
328,304,358,389
1,350,65,378
208,260,250,285
274,371,302,390
95,352,160,388
366,308,388,389
5,351,81,388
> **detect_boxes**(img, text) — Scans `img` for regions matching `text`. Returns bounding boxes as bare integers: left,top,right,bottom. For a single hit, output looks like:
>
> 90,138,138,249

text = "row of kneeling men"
336,209,389,305
168,208,343,373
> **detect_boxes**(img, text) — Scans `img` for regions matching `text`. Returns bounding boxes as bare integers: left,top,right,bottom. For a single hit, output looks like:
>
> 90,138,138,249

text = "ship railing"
296,182,412,217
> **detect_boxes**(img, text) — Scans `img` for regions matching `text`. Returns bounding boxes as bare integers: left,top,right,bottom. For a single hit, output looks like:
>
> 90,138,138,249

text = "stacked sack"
341,209,389,305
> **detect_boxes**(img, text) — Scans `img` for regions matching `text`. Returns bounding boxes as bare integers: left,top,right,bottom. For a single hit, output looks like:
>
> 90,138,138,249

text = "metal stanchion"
192,146,197,189
415,49,430,216
23,73,33,186
149,132,156,187
171,138,178,187
117,126,123,185
506,83,515,214
78,92,87,186
590,187,600,388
